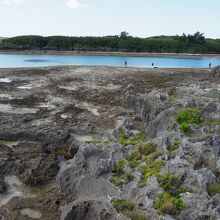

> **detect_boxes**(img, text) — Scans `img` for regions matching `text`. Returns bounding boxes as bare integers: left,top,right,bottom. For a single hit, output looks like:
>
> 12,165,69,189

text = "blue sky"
0,0,219,38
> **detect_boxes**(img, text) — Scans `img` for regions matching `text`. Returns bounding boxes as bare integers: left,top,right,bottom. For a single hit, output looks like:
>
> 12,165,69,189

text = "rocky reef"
0,66,219,219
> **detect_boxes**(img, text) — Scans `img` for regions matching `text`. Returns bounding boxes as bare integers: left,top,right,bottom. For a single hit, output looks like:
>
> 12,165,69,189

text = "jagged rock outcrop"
60,199,126,220
58,143,129,219
0,177,6,194
179,193,220,220
213,66,220,78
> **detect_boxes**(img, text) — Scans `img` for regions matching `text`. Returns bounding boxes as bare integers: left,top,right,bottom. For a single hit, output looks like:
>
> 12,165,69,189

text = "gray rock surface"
213,66,220,78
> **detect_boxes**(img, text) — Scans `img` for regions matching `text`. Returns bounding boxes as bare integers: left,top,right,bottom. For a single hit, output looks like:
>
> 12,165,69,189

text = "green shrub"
179,122,190,133
157,174,182,196
208,183,220,196
113,160,127,175
115,129,146,146
140,160,165,180
138,143,157,156
142,152,161,163
112,199,147,220
129,131,146,143
110,173,133,187
175,108,203,133
112,199,135,212
126,211,147,220
154,192,185,215
166,140,181,154
127,151,142,168
110,160,133,186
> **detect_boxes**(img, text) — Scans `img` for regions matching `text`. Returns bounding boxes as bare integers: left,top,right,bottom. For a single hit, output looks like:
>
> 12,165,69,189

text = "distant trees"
0,32,220,54
119,31,129,39
181,32,206,45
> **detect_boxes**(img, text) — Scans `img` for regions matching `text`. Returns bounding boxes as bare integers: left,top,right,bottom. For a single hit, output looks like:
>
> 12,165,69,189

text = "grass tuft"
208,183,220,196
112,199,147,220
110,160,133,187
153,192,185,215
174,108,203,133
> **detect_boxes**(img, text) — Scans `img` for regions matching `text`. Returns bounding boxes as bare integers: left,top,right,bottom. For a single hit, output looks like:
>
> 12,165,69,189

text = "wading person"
125,60,128,67
209,63,212,68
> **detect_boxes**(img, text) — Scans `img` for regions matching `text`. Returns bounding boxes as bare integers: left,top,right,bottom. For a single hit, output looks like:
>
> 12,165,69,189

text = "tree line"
0,32,220,54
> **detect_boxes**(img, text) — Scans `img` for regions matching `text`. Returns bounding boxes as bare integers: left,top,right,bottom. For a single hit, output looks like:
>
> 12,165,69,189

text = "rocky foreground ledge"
0,66,219,220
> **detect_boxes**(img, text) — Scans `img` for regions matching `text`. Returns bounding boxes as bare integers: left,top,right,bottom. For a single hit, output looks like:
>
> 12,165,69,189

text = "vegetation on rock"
208,183,220,196
111,199,147,220
175,108,203,133
110,160,133,186
153,192,185,215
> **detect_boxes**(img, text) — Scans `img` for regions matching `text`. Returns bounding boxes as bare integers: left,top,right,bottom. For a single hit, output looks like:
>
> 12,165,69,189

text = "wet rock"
19,155,59,186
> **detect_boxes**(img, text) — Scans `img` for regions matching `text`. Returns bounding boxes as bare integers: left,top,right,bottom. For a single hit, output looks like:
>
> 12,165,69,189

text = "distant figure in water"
152,63,154,67
209,63,212,68
125,60,127,67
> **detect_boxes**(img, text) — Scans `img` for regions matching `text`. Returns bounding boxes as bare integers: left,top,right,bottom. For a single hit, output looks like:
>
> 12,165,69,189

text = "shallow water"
0,54,220,68
0,77,12,83
0,104,38,114
0,176,24,207
20,208,42,219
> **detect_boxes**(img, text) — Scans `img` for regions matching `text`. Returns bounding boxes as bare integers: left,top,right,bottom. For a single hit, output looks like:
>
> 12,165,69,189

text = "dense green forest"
1,32,220,54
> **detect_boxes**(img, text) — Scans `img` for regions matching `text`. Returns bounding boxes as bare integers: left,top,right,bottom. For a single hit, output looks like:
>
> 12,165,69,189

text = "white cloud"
0,0,28,5
16,12,25,16
66,0,87,9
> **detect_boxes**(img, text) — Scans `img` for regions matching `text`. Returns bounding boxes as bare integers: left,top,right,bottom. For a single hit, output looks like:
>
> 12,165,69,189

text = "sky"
0,0,220,38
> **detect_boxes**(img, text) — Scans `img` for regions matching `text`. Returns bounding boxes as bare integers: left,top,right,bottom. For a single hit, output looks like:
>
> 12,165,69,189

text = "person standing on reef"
125,60,127,67
209,63,212,68
152,63,154,67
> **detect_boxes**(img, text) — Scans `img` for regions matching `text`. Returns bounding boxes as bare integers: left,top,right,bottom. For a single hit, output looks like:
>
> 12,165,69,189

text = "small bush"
142,152,161,163
139,152,164,180
175,108,203,133
115,130,146,146
138,143,157,156
208,183,220,196
140,160,165,180
167,140,181,154
154,192,185,215
157,174,182,196
112,199,134,212
110,173,133,187
118,127,127,140
127,151,142,168
110,160,133,187
126,211,147,220
179,122,190,133
113,160,127,175
112,199,147,220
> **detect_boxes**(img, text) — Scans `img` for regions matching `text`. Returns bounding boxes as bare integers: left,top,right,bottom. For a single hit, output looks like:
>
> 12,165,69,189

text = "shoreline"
0,50,220,58
0,65,211,71
0,65,211,73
